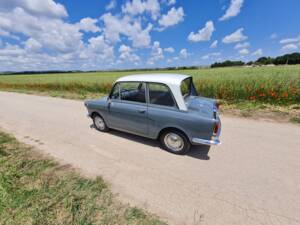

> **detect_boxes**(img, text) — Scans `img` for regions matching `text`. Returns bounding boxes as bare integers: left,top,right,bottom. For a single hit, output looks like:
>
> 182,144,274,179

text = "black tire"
159,130,191,155
92,113,109,132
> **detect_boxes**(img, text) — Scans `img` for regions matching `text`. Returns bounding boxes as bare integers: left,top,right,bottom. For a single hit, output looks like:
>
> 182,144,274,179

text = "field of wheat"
0,65,299,105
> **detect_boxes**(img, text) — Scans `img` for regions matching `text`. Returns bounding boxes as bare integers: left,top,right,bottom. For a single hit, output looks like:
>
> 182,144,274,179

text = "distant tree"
255,57,274,65
273,52,300,65
210,52,300,68
211,60,245,68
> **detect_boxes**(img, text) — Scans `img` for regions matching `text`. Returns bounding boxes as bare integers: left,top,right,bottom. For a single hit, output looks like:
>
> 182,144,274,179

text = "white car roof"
116,73,191,111
116,73,190,86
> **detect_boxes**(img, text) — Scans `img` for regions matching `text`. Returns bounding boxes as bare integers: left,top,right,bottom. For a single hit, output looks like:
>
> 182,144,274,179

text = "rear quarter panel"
148,105,215,141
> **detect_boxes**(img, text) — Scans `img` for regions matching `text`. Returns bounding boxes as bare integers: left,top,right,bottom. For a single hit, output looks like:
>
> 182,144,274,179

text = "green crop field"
0,65,299,105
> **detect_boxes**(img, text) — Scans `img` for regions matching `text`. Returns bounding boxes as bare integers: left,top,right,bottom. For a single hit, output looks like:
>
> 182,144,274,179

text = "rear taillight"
213,121,220,135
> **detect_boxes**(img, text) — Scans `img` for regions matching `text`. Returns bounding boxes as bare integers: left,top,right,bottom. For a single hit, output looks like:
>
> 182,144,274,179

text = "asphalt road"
0,91,299,225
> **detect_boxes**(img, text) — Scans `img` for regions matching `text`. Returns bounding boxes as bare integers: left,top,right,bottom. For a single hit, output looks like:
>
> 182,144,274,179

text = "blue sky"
0,0,299,71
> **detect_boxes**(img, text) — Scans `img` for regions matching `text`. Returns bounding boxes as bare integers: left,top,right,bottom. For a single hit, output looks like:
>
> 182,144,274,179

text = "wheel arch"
91,111,106,121
157,126,189,141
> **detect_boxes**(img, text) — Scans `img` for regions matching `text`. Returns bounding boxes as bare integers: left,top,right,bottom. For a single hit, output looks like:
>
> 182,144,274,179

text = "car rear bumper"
191,118,221,146
191,137,221,146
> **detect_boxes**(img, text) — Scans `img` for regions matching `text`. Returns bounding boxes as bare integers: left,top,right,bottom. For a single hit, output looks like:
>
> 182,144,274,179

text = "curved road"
0,91,299,225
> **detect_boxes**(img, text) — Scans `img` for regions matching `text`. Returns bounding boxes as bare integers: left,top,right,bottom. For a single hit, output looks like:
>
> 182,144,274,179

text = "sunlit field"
0,65,299,105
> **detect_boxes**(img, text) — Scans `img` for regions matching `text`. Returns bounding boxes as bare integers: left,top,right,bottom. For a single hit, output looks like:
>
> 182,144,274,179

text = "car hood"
185,96,216,118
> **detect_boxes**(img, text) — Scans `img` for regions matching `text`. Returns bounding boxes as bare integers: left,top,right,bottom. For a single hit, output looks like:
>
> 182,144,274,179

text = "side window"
111,83,120,99
120,82,146,104
148,83,176,107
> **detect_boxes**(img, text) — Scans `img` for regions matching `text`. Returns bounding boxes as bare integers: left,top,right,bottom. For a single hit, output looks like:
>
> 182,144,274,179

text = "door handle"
138,109,146,114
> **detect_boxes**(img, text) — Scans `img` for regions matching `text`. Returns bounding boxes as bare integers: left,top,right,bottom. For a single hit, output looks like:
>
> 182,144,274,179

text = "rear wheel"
92,114,109,132
160,130,191,154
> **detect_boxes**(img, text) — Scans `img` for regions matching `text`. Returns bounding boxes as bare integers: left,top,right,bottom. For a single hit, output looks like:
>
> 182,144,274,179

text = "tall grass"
0,65,299,104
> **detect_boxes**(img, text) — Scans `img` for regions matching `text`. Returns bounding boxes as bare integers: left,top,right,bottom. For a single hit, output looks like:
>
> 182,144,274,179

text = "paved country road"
0,91,299,225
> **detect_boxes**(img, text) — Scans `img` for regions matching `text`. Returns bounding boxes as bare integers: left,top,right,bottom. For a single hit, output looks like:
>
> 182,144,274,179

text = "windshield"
181,77,198,98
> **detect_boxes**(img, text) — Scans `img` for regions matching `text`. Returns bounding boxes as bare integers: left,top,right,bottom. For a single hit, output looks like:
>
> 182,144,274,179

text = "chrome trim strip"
192,138,221,146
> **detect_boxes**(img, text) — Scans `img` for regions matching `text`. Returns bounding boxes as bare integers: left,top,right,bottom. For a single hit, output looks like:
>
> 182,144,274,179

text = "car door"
147,82,181,138
108,82,148,136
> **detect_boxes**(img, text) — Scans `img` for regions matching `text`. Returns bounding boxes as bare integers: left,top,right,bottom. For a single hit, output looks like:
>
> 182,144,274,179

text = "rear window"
181,78,191,97
181,77,198,98
148,83,175,107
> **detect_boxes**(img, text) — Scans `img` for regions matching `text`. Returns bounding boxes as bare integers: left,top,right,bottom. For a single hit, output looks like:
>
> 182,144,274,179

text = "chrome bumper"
192,137,221,146
191,118,222,146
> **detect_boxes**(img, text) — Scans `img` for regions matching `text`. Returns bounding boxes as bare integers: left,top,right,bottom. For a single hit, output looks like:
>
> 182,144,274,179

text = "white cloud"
210,40,218,48
179,48,188,58
279,36,300,44
234,42,250,49
118,44,140,62
219,0,244,21
164,47,175,53
77,17,101,33
152,41,164,59
279,35,300,53
201,52,221,60
252,48,263,56
105,0,117,10
0,2,118,71
0,8,84,53
0,0,68,18
81,35,114,60
147,41,164,64
122,0,160,20
101,13,153,48
25,38,42,52
167,0,176,5
270,33,278,39
239,48,249,55
281,44,298,52
222,28,247,44
158,7,184,30
188,21,215,42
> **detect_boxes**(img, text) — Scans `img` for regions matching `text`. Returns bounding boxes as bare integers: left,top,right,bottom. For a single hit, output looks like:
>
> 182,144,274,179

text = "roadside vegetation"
0,65,299,122
0,131,166,225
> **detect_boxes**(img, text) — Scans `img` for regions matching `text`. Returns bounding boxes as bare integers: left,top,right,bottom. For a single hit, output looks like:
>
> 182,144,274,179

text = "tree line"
211,52,300,68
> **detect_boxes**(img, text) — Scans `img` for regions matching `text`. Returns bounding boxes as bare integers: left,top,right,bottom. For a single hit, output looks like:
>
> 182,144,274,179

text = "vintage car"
84,74,221,154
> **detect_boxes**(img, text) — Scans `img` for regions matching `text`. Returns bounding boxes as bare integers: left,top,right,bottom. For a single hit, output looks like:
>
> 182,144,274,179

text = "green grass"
0,65,299,104
0,131,166,225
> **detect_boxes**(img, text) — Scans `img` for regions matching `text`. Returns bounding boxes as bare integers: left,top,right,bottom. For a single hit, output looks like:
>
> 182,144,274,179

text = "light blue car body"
84,74,221,146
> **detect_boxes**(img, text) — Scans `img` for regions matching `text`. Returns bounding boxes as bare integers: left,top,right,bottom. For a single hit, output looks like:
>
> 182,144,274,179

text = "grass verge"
0,131,166,225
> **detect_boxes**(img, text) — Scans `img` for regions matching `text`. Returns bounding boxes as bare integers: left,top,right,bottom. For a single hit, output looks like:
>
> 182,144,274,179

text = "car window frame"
146,82,179,110
109,81,147,106
109,82,121,100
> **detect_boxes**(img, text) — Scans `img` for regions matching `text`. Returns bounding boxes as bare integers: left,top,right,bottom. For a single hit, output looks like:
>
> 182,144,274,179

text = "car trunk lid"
185,96,217,119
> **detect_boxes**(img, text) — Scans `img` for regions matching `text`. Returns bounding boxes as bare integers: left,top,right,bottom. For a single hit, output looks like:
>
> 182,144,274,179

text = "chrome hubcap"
94,116,105,130
164,133,184,152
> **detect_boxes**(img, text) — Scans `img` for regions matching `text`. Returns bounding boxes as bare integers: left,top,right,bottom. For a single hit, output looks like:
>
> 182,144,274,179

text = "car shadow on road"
187,145,211,160
91,125,210,160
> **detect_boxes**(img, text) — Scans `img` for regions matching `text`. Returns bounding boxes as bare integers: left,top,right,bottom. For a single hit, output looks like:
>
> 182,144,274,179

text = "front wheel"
92,114,109,132
160,130,191,155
